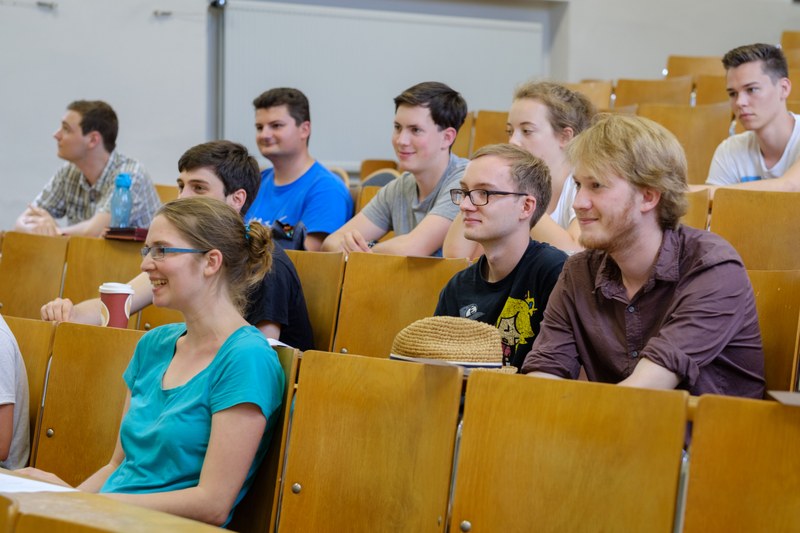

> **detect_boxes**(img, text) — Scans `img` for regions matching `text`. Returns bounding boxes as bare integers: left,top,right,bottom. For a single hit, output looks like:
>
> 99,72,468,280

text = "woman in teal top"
22,197,284,526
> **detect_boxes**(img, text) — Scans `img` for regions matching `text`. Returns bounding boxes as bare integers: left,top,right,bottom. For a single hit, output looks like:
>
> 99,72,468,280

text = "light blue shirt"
100,323,284,525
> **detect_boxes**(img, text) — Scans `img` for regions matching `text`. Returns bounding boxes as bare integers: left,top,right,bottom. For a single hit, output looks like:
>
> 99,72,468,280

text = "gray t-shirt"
0,315,29,470
361,153,467,256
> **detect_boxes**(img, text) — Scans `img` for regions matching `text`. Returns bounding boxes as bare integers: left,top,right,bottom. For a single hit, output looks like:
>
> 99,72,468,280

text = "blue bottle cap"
115,173,132,188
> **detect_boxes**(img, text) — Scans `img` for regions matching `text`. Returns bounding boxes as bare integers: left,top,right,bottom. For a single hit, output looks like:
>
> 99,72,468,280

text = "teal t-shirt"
100,323,284,525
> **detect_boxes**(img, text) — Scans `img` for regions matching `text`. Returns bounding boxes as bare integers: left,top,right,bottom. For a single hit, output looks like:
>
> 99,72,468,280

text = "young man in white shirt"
706,43,800,193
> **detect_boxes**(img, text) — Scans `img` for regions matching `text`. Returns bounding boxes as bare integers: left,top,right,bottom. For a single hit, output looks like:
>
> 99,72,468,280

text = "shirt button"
630,350,639,358
627,305,636,313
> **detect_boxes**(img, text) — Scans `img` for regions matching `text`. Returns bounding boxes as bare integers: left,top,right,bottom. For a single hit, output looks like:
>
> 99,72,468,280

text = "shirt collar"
593,227,681,299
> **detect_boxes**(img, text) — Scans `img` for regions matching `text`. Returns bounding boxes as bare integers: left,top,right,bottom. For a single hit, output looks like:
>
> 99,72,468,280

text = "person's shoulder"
114,151,149,172
309,161,343,183
527,240,569,262
142,322,185,342
450,153,469,169
673,225,744,268
557,247,605,279
233,324,271,344
715,129,758,155
442,258,480,289
0,316,20,359
380,171,415,196
444,154,469,180
225,326,278,364
260,167,276,183
52,161,81,181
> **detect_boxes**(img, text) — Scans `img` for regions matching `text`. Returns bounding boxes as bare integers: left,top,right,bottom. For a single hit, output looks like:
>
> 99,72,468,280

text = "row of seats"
4,319,143,486
283,246,800,394
6,319,798,533
0,232,185,332
222,349,800,532
0,232,465,358
2,189,799,390
452,102,728,185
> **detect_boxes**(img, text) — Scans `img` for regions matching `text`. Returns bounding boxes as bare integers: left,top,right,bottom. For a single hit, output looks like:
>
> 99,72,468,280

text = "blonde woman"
444,82,595,257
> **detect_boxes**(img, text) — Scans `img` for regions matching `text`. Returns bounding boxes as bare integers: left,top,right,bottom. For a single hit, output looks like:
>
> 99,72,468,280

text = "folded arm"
370,213,452,256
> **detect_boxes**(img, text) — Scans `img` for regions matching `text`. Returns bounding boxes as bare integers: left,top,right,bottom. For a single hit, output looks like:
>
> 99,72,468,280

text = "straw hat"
391,316,516,373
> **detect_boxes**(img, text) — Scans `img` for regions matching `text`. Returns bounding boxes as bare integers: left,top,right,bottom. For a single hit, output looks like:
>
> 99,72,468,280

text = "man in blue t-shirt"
245,88,353,251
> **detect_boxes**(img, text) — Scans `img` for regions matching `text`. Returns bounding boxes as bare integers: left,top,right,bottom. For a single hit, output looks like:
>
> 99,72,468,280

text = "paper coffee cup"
99,282,134,328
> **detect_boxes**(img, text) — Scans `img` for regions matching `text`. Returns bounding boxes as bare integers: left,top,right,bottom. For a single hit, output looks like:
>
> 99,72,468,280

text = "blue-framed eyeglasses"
450,188,528,206
140,246,209,261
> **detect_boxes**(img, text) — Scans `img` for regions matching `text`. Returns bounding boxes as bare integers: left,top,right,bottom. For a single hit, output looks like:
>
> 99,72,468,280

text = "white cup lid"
99,282,135,294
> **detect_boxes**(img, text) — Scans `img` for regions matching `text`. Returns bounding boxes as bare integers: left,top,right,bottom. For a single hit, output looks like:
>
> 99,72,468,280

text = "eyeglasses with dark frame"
140,246,209,261
449,188,529,206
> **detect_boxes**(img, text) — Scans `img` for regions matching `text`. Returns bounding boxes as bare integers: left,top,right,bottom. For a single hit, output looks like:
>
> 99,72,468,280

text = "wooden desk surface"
1,470,220,532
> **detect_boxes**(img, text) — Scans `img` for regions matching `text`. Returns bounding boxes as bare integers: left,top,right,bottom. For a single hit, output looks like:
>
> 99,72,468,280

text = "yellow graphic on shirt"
495,292,537,361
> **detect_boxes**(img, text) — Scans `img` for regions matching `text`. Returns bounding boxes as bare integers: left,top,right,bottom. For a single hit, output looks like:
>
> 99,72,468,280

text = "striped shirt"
34,150,161,228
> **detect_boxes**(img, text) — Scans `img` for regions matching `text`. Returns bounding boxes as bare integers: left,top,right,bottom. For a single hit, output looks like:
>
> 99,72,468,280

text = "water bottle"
110,173,133,228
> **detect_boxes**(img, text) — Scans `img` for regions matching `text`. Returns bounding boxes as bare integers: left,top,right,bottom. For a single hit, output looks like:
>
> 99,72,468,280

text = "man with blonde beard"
522,114,765,398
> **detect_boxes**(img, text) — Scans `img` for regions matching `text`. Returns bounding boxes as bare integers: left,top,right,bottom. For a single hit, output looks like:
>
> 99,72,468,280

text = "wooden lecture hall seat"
332,252,469,358
614,76,693,107
283,250,346,352
276,350,462,532
563,80,614,110
710,189,800,270
3,316,56,464
681,187,710,230
747,269,800,393
0,232,68,319
451,372,687,532
471,110,509,154
451,111,474,158
637,102,731,185
32,323,144,487
664,55,724,79
683,395,800,532
228,346,299,533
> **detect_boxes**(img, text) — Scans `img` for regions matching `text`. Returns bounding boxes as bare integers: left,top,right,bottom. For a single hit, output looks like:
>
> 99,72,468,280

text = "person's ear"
86,130,103,150
442,126,457,150
227,188,247,212
558,126,575,148
300,120,311,142
203,249,224,277
780,77,792,101
521,194,537,222
640,187,661,214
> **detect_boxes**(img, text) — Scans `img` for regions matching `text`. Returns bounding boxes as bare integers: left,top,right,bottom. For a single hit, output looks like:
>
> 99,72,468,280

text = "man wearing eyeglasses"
321,82,468,257
434,144,567,369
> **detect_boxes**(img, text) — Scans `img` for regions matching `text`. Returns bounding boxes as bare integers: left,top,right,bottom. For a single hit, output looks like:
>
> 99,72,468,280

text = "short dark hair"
67,100,118,153
722,43,788,82
394,82,468,133
177,141,261,216
252,87,310,125
471,143,552,228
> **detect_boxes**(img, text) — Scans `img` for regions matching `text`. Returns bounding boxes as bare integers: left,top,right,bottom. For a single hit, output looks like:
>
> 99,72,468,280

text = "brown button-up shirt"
521,225,765,398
